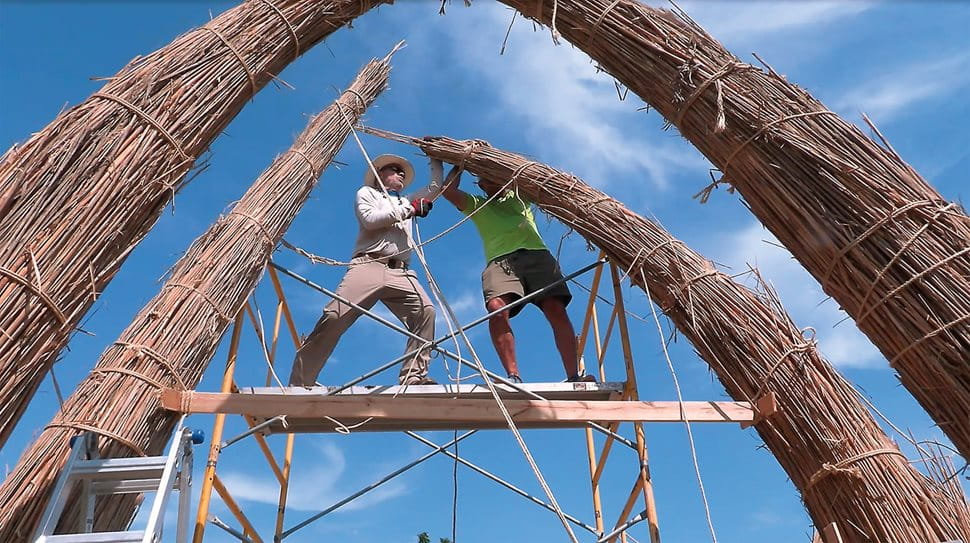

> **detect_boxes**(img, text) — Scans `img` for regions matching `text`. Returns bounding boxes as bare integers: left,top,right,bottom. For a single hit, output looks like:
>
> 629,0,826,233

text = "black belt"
357,253,408,270
385,258,408,270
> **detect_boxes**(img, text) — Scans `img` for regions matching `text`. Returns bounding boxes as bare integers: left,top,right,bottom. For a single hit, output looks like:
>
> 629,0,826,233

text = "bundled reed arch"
490,0,970,461
0,0,388,448
366,129,970,543
0,0,967,541
0,53,392,540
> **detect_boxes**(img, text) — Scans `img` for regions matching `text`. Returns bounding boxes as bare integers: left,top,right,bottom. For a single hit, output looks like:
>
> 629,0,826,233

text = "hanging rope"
335,119,580,542
641,268,718,543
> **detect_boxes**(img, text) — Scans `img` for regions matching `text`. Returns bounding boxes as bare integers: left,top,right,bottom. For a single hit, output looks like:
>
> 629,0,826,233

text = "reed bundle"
0,56,391,541
0,0,386,448
495,0,970,461
374,129,970,542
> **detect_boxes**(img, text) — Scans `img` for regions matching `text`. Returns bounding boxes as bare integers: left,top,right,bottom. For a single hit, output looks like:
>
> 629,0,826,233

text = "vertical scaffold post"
609,263,660,543
268,264,302,542
194,310,247,543
577,253,607,534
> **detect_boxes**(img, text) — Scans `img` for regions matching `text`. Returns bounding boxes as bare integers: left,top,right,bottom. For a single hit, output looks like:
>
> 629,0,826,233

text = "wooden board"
239,381,625,401
160,387,755,433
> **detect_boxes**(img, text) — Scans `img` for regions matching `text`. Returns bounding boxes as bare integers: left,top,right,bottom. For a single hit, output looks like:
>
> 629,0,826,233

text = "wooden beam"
160,389,755,424
741,391,779,429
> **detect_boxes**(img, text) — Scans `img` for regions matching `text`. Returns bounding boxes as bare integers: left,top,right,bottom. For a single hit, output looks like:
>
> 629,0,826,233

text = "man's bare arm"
441,164,469,211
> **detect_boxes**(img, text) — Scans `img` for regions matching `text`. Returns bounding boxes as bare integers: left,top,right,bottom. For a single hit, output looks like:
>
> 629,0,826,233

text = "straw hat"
362,154,415,190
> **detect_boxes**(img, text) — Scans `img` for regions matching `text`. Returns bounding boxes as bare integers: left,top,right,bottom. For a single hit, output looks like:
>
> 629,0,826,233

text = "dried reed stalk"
497,0,970,461
0,0,386,448
375,130,970,543
0,55,391,541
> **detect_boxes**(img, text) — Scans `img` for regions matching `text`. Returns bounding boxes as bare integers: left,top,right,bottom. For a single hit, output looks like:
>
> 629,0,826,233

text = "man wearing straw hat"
289,154,438,387
438,159,593,384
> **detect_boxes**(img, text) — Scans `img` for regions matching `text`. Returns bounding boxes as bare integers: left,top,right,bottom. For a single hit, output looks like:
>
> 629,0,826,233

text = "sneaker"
566,374,597,383
507,374,523,384
400,375,438,386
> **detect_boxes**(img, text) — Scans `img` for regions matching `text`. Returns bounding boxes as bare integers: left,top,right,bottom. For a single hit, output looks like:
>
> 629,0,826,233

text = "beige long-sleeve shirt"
351,186,416,263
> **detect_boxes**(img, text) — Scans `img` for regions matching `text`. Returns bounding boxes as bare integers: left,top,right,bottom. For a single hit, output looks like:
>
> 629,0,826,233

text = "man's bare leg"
539,297,580,378
486,294,519,378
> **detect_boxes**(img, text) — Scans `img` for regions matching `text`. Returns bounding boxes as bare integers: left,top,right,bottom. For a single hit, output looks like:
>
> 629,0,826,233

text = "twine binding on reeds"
227,211,276,245
643,238,688,262
674,61,755,127
753,339,815,401
585,0,621,48
199,26,258,98
286,149,319,172
341,88,369,111
91,367,165,390
818,199,946,291
694,110,839,203
806,448,908,492
854,203,958,314
0,266,67,326
859,246,970,324
252,0,300,61
457,139,489,171
46,422,147,457
509,161,539,186
90,93,191,161
655,268,719,312
161,283,232,322
858,203,966,322
112,341,188,390
890,313,970,368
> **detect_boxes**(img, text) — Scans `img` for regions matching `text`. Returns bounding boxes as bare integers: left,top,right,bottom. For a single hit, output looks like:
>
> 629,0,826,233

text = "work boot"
566,374,597,383
400,375,438,386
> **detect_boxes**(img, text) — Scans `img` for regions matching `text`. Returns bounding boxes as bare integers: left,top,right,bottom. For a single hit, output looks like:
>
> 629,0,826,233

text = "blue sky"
1,1,968,542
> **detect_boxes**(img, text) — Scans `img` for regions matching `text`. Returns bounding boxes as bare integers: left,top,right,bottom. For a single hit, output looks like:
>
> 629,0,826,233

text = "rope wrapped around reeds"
0,0,387,448
496,0,970,462
0,55,392,541
373,130,970,543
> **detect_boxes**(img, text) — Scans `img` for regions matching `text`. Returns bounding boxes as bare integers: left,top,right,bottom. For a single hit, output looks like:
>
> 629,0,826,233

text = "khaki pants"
289,259,435,386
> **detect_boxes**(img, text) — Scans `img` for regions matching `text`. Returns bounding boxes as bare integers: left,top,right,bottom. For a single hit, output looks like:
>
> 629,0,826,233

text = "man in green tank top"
440,161,593,384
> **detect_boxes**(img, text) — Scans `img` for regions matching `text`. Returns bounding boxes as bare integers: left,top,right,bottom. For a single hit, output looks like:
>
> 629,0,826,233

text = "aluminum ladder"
32,419,204,543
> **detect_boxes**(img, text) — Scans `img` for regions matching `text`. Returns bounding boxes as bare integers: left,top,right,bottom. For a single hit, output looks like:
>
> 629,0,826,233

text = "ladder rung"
73,457,168,481
91,478,177,494
43,530,145,543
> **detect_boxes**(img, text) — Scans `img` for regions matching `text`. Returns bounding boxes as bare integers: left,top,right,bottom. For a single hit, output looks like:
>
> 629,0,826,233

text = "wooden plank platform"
160,384,756,434
238,381,626,401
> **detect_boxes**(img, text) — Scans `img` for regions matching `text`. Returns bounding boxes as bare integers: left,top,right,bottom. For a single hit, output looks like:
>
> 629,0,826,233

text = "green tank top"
463,190,548,262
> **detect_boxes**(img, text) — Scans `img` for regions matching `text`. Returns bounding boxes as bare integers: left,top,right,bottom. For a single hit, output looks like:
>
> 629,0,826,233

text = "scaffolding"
166,256,763,542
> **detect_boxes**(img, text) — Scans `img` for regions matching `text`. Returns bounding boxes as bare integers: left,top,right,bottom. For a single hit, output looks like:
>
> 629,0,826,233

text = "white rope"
412,227,579,543
336,117,578,541
413,224,473,385
641,268,718,543
248,302,288,392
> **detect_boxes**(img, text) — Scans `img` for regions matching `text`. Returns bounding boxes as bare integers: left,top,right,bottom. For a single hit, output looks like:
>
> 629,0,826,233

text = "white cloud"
439,4,705,189
219,440,407,512
434,289,480,330
673,1,873,46
713,222,883,369
834,52,970,123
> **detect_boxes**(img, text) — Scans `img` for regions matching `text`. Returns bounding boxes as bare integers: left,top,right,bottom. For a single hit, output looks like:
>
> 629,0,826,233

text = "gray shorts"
482,249,572,318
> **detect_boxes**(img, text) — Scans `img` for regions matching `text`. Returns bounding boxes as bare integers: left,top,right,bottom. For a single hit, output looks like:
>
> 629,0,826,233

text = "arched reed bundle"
375,129,970,543
0,0,386,448
495,0,970,461
0,56,391,542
